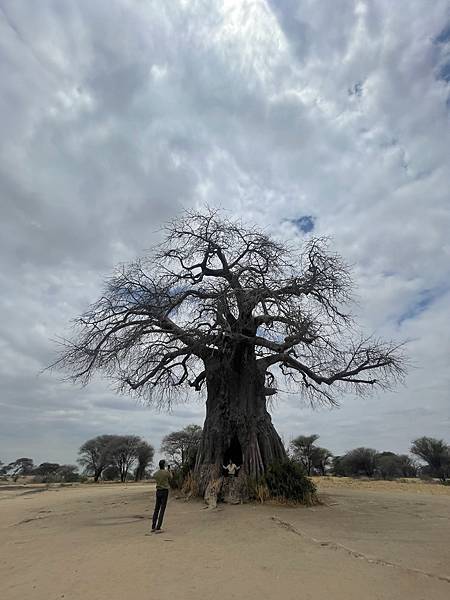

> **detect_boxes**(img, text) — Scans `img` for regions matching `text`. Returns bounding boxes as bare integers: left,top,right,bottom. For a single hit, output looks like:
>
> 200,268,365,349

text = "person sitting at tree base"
223,459,240,477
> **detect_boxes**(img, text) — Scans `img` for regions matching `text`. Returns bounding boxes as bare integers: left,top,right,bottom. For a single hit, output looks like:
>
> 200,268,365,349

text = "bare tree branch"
52,209,406,408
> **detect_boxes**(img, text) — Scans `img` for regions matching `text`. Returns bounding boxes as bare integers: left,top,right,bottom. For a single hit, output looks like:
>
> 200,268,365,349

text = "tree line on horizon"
289,434,450,482
1,429,449,484
0,434,154,484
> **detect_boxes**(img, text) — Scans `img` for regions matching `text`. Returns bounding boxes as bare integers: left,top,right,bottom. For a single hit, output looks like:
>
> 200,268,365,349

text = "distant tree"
332,450,418,479
0,461,8,478
375,452,418,479
341,447,378,477
290,435,320,475
55,465,81,482
78,435,116,482
331,455,347,476
161,425,203,469
109,435,141,482
311,447,333,476
6,458,34,480
376,452,403,479
396,454,418,478
34,463,60,478
410,437,450,482
102,465,120,481
134,441,155,481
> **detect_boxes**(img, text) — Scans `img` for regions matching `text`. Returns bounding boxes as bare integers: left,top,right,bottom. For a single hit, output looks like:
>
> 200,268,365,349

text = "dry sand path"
1,480,449,599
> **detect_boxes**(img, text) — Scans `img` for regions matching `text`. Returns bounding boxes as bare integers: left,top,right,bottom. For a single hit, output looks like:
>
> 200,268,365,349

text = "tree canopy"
55,210,405,408
5,458,34,480
54,209,406,499
290,434,333,476
78,435,117,482
161,424,203,469
78,434,154,482
290,434,319,475
108,435,141,482
410,437,450,482
134,440,155,481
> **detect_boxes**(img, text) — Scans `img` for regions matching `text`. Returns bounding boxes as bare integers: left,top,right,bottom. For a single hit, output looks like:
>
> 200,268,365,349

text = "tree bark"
194,350,286,499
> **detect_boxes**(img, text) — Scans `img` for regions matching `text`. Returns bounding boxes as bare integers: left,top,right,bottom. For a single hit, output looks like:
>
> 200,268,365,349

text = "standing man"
152,459,172,533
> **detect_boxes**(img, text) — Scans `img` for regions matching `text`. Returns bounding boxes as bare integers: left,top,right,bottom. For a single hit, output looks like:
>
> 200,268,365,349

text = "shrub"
250,481,270,503
32,465,82,484
264,459,317,505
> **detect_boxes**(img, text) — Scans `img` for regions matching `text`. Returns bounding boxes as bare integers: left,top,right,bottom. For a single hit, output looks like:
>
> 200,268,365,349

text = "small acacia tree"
290,435,332,476
34,463,60,479
342,447,379,478
55,210,405,499
290,434,320,475
161,424,203,469
134,440,155,481
109,435,141,482
78,435,116,482
56,465,81,482
6,458,34,481
411,437,450,482
376,452,403,479
396,454,418,478
312,447,333,476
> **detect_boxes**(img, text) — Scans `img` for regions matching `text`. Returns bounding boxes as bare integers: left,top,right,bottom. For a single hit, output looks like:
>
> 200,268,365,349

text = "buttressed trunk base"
194,357,286,499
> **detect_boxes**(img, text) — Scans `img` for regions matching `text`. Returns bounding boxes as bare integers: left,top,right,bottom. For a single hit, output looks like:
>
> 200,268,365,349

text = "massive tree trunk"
194,349,286,499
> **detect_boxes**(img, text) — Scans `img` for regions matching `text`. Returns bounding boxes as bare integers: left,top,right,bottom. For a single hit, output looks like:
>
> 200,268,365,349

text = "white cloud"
0,0,449,465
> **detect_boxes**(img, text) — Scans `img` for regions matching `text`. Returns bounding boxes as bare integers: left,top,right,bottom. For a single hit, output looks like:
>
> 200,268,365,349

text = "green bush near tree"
264,459,317,505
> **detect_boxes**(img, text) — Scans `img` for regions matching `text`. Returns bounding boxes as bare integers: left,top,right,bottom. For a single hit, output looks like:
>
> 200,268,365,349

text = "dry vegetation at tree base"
1,478,449,600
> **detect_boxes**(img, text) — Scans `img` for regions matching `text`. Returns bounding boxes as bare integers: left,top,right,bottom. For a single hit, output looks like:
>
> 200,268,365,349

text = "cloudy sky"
1,0,449,467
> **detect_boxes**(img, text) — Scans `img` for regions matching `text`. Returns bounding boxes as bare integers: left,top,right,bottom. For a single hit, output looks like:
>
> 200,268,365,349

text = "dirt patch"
0,481,449,600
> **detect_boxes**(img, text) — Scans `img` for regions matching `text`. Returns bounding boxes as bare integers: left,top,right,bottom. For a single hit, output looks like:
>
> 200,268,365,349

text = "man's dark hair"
159,459,166,469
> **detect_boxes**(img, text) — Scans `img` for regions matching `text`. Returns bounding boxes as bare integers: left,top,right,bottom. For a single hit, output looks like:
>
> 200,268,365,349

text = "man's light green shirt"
153,469,171,489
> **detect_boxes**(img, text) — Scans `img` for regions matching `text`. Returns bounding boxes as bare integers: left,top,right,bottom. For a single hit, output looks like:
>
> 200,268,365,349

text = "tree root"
204,477,224,508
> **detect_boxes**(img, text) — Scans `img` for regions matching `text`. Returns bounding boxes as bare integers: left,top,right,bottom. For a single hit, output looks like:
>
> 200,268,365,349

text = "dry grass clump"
312,476,450,496
180,471,199,498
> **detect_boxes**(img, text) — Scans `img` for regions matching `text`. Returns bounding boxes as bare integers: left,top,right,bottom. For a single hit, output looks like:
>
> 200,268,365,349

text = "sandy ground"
1,478,449,600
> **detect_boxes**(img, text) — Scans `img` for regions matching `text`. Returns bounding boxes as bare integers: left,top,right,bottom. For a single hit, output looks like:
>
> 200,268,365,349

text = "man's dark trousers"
152,489,169,530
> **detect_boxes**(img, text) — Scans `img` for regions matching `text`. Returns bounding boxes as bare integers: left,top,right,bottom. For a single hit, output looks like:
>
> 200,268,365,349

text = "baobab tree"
55,210,405,499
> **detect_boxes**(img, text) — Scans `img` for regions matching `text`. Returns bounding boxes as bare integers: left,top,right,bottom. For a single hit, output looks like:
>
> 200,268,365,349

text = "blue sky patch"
434,24,450,83
435,23,450,44
438,62,450,82
291,215,315,233
397,289,437,325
